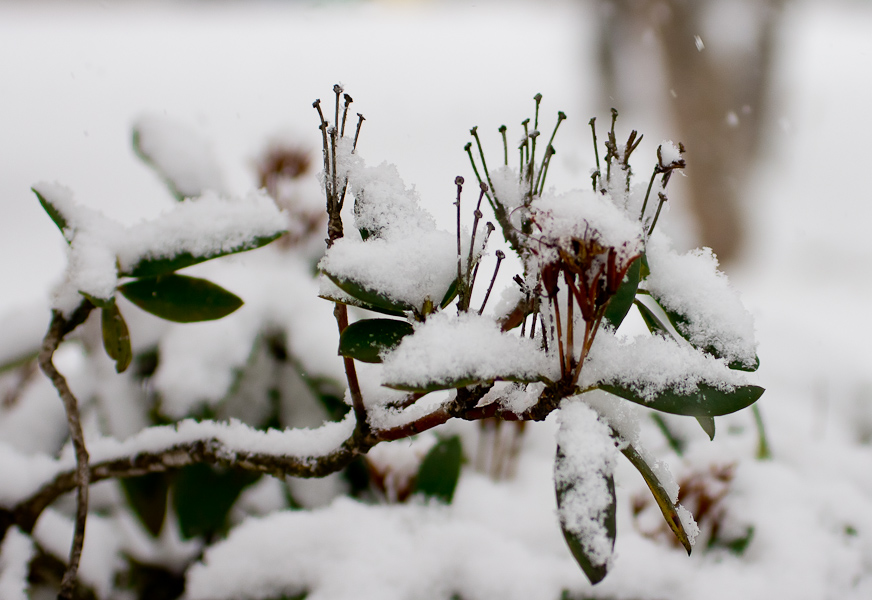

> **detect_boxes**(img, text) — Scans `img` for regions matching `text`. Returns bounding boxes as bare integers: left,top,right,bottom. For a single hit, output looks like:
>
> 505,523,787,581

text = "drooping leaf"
121,233,283,279
647,296,760,373
32,187,71,241
555,446,616,585
696,416,716,441
121,473,169,537
603,256,642,328
599,382,764,418
413,435,464,503
173,464,259,539
634,298,671,337
338,318,414,364
118,274,243,323
101,302,132,373
620,441,693,554
324,273,415,316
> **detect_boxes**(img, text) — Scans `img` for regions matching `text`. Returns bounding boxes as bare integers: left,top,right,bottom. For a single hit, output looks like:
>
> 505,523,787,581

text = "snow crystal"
582,389,642,448
490,166,527,211
659,140,683,165
554,400,618,569
676,504,700,547
116,190,288,274
580,329,749,401
381,311,553,389
319,231,458,312
644,238,758,367
133,113,225,198
32,182,287,315
532,188,643,263
186,496,572,600
0,527,34,600
346,160,436,240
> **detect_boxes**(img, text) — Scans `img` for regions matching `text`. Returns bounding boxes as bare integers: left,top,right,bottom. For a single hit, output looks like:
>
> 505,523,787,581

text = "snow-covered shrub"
0,86,762,599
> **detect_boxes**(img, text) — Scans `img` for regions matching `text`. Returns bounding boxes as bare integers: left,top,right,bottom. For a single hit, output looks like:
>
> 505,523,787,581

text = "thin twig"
37,299,95,599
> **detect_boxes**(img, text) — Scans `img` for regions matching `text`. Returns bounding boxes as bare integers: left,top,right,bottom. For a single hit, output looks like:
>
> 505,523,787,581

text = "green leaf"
121,232,283,278
639,252,651,280
646,295,760,373
121,473,169,537
603,255,642,328
555,446,616,585
324,273,415,315
729,355,760,373
599,382,764,418
101,302,132,373
173,464,259,539
79,291,115,310
318,290,407,318
634,299,671,337
620,441,693,554
440,278,460,309
385,372,542,394
338,318,414,364
414,435,463,503
32,187,71,241
696,416,716,441
118,274,243,323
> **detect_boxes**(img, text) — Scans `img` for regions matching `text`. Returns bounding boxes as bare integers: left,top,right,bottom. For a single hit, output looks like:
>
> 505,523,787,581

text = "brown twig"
37,299,95,599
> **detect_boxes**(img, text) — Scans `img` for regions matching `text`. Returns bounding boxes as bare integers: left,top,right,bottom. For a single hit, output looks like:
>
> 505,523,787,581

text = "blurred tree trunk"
594,0,784,265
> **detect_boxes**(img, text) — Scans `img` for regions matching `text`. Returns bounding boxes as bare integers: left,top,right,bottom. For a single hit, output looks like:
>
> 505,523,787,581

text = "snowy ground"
2,1,872,599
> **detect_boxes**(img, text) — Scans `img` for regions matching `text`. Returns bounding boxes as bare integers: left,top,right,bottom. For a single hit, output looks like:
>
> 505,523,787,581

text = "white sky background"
0,0,870,420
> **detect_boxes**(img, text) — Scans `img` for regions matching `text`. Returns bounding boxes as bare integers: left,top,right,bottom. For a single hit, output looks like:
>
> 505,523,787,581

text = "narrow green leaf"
440,278,460,309
121,232,283,278
647,296,760,372
696,416,716,441
603,255,642,328
639,253,651,280
383,376,488,394
555,446,616,585
101,302,132,373
599,382,764,417
338,319,414,364
121,473,169,537
119,274,243,323
79,291,115,310
413,435,463,503
385,372,542,394
32,187,71,241
620,441,692,554
634,298,671,337
173,464,259,539
325,273,415,315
